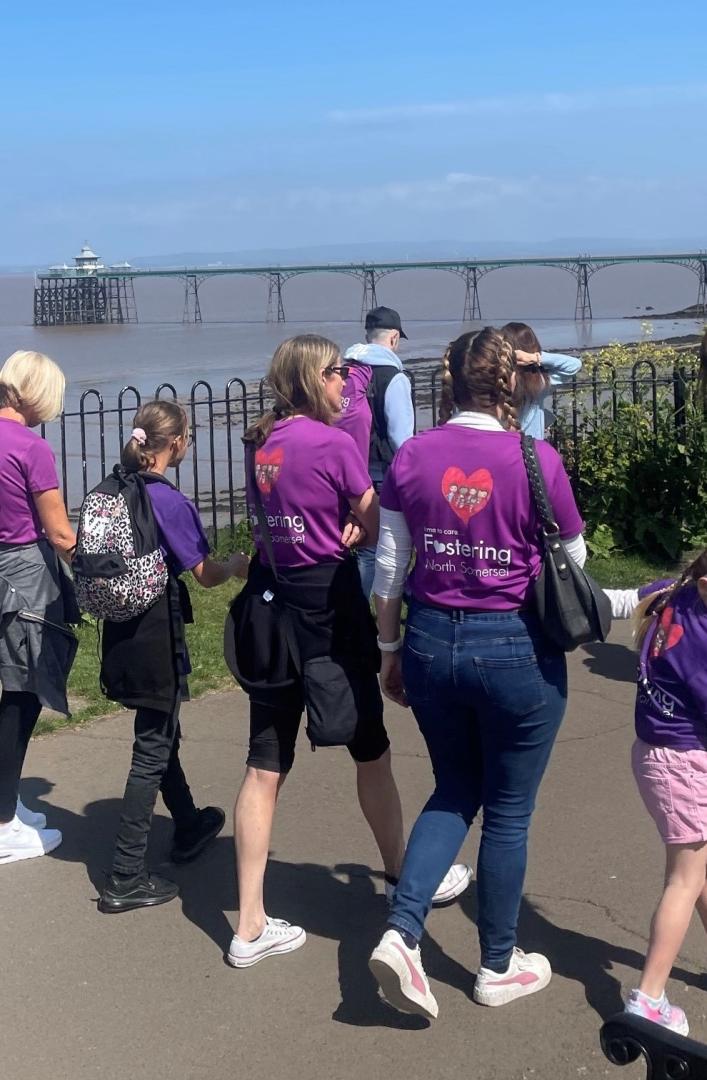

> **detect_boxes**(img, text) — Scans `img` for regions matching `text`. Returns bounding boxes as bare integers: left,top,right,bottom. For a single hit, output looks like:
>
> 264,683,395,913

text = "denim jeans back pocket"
401,630,436,704
475,654,546,716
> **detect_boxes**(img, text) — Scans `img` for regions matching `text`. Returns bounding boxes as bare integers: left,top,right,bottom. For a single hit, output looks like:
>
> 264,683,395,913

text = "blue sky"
2,0,705,263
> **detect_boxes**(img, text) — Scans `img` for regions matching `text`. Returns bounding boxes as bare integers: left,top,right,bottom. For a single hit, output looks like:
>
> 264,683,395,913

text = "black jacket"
100,575,192,712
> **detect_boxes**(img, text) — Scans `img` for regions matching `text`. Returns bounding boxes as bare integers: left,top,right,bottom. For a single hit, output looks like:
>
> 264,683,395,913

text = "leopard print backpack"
72,466,169,622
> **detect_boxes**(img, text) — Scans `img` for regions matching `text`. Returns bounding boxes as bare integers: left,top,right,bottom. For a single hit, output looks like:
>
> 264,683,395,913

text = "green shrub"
554,342,707,561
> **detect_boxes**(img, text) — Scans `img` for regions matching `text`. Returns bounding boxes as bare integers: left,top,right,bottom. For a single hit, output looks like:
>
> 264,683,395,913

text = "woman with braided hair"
368,327,586,1018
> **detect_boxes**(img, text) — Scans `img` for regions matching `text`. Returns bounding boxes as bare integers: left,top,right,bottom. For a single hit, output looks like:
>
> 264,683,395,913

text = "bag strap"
244,441,280,582
520,434,560,538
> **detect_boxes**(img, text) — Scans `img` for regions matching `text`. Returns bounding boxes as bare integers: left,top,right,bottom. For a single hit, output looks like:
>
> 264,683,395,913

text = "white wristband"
377,636,403,653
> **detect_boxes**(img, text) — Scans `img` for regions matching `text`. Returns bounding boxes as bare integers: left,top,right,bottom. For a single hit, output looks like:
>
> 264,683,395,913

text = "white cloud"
327,83,707,125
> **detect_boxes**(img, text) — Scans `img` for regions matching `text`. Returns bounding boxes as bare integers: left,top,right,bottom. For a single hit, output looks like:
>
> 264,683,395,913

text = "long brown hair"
121,400,188,472
501,322,547,410
244,334,340,448
634,547,707,647
438,327,518,430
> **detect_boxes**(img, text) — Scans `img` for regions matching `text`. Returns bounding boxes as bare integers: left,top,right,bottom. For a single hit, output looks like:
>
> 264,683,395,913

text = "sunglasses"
324,364,350,380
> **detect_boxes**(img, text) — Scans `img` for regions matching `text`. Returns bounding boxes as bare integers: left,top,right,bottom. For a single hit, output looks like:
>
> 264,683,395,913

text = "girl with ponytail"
603,550,707,1036
368,327,585,1019
98,400,247,915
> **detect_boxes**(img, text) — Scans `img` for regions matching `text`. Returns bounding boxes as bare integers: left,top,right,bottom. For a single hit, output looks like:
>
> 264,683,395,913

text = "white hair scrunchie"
131,427,147,445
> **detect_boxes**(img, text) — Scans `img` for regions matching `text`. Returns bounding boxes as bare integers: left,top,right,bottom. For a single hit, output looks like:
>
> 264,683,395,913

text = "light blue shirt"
519,351,582,438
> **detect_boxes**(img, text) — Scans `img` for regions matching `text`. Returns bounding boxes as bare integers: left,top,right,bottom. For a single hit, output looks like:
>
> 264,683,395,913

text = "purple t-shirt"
146,482,210,576
247,416,372,568
381,424,584,610
635,580,707,750
336,362,373,464
0,418,60,544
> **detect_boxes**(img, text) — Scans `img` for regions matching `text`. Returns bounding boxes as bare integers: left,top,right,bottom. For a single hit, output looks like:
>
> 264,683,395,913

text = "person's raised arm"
539,351,582,386
33,488,76,562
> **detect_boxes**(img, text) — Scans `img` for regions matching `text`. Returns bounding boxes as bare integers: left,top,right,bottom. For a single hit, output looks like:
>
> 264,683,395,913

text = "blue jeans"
388,601,567,971
356,546,376,600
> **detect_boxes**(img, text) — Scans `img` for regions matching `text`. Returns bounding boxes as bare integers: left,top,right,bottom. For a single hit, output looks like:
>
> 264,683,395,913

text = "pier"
33,246,707,326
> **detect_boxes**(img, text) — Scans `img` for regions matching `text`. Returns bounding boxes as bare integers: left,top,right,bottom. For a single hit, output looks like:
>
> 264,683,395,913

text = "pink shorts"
632,738,707,845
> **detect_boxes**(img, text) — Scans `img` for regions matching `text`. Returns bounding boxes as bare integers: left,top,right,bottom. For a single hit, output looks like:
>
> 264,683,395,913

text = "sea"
0,264,703,516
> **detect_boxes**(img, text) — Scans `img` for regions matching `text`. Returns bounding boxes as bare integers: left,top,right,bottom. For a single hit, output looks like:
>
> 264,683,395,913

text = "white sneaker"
0,816,62,864
473,947,552,1007
385,863,473,907
227,917,306,968
16,798,47,830
369,929,439,1020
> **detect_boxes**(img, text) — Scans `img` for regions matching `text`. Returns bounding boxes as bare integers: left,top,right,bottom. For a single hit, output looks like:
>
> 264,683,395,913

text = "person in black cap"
339,307,414,597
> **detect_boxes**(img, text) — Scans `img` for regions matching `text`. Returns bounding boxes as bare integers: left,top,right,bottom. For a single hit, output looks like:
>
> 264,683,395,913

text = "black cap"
365,305,408,339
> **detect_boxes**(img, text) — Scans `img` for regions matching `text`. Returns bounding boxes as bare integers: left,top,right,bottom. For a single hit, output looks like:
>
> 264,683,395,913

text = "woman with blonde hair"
368,328,585,1018
0,350,78,864
226,334,469,968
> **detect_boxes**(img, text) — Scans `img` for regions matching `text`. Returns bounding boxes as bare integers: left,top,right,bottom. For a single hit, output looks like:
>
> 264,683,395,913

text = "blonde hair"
634,548,707,647
0,350,65,424
244,334,340,447
121,400,188,473
438,328,518,430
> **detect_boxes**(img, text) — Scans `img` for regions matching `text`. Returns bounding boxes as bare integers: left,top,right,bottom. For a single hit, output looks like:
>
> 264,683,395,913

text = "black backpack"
72,467,172,622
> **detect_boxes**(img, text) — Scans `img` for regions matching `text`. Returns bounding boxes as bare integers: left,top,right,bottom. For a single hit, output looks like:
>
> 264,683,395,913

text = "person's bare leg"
355,750,404,878
692,868,707,931
234,767,285,940
639,842,707,999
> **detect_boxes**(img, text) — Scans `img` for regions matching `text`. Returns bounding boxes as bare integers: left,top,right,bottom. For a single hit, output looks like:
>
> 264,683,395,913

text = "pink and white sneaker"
473,947,551,1007
625,989,689,1036
369,929,439,1019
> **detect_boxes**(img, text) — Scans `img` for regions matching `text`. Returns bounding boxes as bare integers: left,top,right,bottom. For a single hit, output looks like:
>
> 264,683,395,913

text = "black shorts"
247,675,389,773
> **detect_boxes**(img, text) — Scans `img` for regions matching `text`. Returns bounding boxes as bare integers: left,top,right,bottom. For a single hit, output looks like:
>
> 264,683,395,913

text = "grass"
35,548,677,737
36,577,244,737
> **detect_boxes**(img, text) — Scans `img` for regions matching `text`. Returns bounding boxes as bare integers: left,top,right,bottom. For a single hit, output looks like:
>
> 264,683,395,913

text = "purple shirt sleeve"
23,437,59,493
149,487,211,574
327,430,372,499
639,579,675,599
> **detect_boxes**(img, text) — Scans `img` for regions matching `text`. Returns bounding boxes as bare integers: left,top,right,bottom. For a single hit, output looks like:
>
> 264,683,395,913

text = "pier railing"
44,361,700,548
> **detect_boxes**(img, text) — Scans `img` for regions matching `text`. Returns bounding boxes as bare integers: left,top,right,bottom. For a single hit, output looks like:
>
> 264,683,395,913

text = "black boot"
98,872,179,914
171,806,225,864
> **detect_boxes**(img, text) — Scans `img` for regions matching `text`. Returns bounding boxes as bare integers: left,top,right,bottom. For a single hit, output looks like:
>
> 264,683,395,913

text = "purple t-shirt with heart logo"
246,416,372,567
336,362,373,465
635,580,707,750
380,424,583,610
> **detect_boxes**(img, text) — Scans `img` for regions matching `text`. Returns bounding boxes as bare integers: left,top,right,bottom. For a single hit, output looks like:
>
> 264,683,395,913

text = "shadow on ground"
581,641,637,683
21,776,705,1032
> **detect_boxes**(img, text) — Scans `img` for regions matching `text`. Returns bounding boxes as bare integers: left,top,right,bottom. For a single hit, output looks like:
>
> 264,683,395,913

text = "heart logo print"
255,447,284,494
651,605,684,658
441,467,493,524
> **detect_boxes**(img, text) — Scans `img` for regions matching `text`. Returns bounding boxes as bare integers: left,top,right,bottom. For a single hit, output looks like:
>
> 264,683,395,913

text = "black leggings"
0,691,43,823
110,698,199,876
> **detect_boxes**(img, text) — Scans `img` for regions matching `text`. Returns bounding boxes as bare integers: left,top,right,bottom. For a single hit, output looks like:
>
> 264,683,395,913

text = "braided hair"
437,327,519,430
634,547,707,647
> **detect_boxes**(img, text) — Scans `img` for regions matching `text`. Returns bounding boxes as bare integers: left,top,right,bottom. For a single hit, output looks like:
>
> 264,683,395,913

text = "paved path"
3,622,704,1080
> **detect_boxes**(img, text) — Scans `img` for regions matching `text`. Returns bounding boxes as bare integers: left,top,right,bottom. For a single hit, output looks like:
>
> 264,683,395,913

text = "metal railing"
44,360,700,548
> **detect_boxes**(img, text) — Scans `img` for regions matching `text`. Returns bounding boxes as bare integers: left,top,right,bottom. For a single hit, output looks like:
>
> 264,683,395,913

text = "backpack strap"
366,366,399,474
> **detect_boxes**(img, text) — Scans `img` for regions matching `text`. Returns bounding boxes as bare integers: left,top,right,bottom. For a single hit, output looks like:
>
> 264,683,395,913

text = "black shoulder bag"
521,434,611,651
